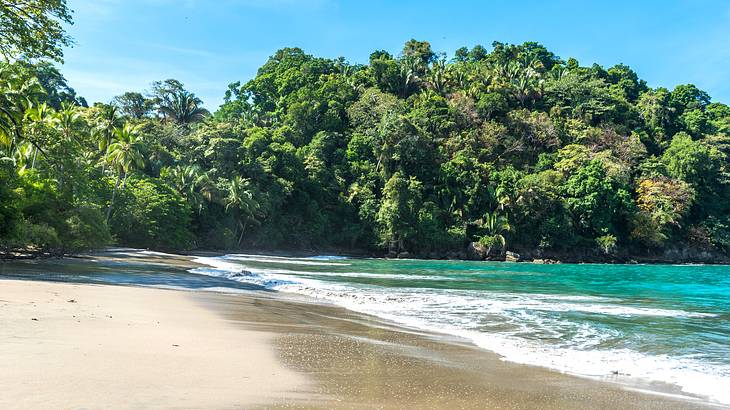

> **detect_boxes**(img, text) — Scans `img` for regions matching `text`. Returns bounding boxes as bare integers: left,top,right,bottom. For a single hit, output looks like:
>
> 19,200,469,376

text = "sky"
61,0,730,110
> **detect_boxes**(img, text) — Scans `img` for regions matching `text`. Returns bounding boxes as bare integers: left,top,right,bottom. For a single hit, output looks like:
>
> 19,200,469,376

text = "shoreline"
0,251,725,408
196,289,722,409
4,245,730,266
1,278,717,409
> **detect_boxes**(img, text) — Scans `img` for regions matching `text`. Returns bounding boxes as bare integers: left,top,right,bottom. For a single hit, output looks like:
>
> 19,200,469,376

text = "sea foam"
190,255,730,405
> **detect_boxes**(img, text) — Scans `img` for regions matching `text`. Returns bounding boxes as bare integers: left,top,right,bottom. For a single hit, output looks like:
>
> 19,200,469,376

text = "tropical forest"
2,1,729,262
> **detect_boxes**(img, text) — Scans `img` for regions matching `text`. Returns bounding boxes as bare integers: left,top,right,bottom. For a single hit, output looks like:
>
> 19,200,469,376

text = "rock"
230,270,254,278
397,251,410,259
505,251,521,262
427,251,441,260
533,258,559,264
466,242,488,260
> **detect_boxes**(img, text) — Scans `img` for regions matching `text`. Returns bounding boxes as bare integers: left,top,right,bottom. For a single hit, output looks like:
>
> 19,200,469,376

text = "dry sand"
0,256,722,409
0,280,308,409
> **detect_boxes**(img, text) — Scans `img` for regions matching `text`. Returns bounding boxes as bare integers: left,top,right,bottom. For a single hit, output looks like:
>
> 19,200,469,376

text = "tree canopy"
1,37,729,261
0,0,72,62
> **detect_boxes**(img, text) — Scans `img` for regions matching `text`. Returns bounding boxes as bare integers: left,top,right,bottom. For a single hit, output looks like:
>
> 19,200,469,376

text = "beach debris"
172,344,180,347
67,299,77,303
31,318,38,321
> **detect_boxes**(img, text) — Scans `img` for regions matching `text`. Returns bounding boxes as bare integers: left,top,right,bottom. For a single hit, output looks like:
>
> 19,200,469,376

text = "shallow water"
191,254,730,405
2,251,729,405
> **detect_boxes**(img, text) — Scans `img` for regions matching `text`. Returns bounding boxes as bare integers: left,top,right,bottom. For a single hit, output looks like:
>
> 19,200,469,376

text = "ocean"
192,254,730,405
2,250,729,405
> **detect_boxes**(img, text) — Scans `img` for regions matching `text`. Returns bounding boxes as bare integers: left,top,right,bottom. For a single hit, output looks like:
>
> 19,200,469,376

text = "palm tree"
105,123,145,222
167,164,215,214
23,102,53,169
397,56,421,98
426,57,449,95
0,66,42,156
12,141,34,170
93,104,121,174
225,176,261,248
53,102,81,142
477,211,512,257
157,90,210,125
95,104,120,150
52,102,82,190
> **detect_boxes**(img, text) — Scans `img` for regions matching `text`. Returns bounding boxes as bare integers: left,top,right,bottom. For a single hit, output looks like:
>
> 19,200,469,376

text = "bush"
704,217,730,253
596,234,618,254
63,207,112,251
109,177,193,250
0,164,21,243
17,222,61,251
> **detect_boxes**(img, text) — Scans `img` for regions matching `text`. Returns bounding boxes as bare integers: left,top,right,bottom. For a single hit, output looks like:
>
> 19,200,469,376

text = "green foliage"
113,92,152,119
631,177,695,247
109,177,193,250
2,37,729,259
0,163,21,240
477,212,511,256
63,207,112,251
704,217,730,253
563,159,631,238
596,234,617,254
376,171,423,252
0,0,73,62
662,132,721,185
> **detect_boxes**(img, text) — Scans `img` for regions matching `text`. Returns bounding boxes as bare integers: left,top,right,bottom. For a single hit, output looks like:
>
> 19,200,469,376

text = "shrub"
63,207,112,251
109,177,193,250
596,234,618,254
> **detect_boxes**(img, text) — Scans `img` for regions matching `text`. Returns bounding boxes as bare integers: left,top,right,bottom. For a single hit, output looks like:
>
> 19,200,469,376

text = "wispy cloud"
143,43,217,58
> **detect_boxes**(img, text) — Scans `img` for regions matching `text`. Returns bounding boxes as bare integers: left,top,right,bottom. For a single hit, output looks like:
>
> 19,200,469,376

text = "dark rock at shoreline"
531,258,560,264
229,270,254,278
466,242,488,261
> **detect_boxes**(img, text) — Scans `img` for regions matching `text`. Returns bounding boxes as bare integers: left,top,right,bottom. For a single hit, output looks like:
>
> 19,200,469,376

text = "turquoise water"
3,251,729,404
193,254,730,404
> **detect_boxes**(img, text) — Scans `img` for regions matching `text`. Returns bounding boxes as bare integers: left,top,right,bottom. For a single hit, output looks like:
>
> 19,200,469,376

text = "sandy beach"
0,279,308,409
0,252,721,409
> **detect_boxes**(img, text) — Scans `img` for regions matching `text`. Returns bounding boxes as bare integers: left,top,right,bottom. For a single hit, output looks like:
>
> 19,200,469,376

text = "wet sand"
0,250,722,409
198,291,718,409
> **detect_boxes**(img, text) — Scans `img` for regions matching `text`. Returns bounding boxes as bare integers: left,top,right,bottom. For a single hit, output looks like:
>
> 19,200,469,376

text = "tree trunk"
106,173,122,223
237,219,248,248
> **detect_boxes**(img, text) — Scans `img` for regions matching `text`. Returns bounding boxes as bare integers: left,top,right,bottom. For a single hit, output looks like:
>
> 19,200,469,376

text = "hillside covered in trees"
1,3,729,261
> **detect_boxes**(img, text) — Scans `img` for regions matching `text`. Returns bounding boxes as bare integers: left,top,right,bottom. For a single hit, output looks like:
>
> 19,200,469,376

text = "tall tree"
113,92,151,119
157,89,210,125
225,176,261,247
0,0,73,62
105,123,145,222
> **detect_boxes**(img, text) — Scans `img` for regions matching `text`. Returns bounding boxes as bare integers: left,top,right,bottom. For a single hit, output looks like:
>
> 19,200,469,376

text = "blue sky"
62,0,730,110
